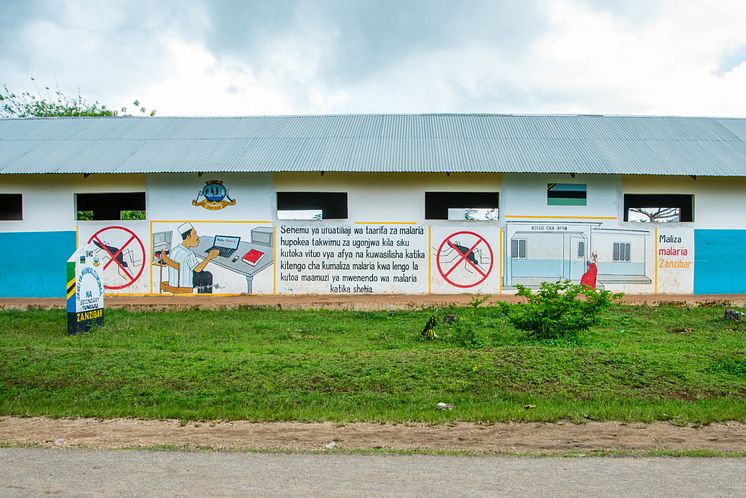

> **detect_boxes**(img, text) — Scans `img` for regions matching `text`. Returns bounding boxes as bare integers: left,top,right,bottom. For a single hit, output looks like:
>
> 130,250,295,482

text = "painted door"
569,235,587,281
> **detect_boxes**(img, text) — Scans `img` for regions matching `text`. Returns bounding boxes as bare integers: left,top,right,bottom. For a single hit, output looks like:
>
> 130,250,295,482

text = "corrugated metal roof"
0,113,745,175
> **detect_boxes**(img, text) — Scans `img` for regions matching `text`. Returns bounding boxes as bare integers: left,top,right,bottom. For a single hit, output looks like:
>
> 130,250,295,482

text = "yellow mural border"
654,226,659,293
273,226,278,295
504,215,617,220
355,221,418,225
499,227,503,294
152,219,272,224
427,225,432,294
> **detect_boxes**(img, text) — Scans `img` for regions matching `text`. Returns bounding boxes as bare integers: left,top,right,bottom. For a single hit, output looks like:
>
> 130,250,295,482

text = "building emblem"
192,180,236,210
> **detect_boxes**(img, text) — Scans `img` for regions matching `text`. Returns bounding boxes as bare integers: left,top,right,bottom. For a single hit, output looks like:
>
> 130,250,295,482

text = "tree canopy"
0,78,155,118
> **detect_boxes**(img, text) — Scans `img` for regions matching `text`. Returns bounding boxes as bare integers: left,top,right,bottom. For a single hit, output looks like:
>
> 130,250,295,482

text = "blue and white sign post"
66,245,105,335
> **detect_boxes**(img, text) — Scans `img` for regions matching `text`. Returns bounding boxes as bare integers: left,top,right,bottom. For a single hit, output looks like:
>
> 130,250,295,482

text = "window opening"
75,193,145,221
276,192,348,220
425,192,499,220
511,239,527,259
0,194,22,220
547,183,587,206
623,194,693,222
613,242,631,262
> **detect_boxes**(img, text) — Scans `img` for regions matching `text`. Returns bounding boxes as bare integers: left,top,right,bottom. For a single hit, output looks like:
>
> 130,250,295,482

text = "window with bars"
613,242,631,262
511,239,527,259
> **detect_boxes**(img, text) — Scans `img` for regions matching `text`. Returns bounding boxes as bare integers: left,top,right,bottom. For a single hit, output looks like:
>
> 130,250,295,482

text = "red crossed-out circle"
436,231,494,288
87,226,146,290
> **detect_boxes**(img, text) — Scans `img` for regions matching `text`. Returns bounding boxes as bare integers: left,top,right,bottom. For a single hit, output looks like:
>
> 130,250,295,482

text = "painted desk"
192,238,274,294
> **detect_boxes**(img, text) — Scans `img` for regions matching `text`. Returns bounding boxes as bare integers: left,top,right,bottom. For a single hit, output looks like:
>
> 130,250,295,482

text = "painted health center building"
1,113,745,298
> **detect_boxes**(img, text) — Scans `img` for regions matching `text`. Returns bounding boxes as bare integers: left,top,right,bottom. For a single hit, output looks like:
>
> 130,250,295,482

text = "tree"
628,207,680,223
0,78,155,118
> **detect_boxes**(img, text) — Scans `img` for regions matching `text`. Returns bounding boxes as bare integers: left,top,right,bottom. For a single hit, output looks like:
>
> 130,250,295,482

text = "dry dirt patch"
1,417,745,453
3,294,746,311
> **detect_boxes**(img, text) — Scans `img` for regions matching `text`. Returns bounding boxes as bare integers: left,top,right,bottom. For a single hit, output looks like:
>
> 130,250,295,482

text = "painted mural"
151,221,274,295
430,226,500,294
503,221,654,292
77,221,150,294
277,223,428,294
502,221,695,294
74,218,696,297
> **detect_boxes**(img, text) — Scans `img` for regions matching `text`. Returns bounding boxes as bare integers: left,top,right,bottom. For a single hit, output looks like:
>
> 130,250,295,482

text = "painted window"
623,194,693,222
277,192,348,220
577,240,586,258
75,193,145,221
547,183,587,206
425,192,499,220
0,194,22,220
511,239,527,259
613,242,631,262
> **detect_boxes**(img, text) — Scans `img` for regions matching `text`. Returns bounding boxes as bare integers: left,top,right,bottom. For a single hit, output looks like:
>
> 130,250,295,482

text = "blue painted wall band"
0,231,77,297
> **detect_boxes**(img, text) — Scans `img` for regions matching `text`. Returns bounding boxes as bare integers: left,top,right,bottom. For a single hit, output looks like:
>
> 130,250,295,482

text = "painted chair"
157,262,193,294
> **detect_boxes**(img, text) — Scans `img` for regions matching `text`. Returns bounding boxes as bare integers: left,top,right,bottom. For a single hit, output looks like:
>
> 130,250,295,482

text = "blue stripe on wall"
0,231,76,297
694,230,746,294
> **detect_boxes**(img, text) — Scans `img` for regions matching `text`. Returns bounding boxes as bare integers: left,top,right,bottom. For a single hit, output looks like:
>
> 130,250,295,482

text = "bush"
420,295,490,348
501,281,618,341
449,295,489,348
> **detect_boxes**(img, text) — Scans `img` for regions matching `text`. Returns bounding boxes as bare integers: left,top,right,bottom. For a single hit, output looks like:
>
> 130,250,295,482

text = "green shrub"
420,296,490,348
449,295,489,348
501,281,618,341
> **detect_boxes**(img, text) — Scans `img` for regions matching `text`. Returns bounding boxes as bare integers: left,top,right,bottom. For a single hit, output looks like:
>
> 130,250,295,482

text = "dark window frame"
0,193,23,221
613,242,631,262
511,238,527,259
76,192,146,221
623,194,694,222
276,192,348,220
425,192,499,220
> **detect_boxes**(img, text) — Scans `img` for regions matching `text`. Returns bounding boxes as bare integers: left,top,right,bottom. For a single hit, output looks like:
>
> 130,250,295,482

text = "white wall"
622,176,746,229
273,172,502,222
147,173,273,221
0,174,147,232
501,174,621,220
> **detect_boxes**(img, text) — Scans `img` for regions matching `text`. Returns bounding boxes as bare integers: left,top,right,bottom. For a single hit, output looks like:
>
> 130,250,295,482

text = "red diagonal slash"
436,230,494,289
94,234,135,281
443,239,487,278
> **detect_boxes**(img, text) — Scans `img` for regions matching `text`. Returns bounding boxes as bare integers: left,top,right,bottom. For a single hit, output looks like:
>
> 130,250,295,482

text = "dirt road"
2,417,745,453
2,293,746,311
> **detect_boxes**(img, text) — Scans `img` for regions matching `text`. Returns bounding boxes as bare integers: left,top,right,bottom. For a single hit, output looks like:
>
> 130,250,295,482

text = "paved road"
2,448,744,497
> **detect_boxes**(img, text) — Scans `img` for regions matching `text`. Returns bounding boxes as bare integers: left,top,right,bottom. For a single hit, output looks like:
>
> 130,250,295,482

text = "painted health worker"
160,222,219,293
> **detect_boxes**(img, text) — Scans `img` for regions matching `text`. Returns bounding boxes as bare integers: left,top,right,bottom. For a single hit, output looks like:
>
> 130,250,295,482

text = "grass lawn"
1,304,744,423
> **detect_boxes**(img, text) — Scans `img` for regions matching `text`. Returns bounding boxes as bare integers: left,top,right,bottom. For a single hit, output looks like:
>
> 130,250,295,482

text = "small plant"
419,296,491,347
447,295,490,348
421,310,439,340
501,281,618,342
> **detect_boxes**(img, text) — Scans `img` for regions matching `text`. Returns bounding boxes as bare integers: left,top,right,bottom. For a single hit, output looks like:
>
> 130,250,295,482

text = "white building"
0,114,744,297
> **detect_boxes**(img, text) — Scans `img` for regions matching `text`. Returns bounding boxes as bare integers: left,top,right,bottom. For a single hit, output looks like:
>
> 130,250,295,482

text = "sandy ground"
2,293,746,311
1,417,745,453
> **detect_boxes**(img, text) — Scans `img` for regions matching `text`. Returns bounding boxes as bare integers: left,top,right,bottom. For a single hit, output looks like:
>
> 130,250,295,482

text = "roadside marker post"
66,244,105,335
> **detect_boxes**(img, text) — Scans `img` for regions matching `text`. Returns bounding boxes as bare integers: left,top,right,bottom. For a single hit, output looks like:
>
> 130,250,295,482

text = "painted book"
242,248,265,266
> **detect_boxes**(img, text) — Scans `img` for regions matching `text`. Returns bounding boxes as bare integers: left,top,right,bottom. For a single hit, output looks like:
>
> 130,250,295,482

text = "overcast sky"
1,0,745,117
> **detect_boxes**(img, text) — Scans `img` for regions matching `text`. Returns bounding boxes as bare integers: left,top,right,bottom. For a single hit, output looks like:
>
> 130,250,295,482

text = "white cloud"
2,0,746,117
516,0,746,115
